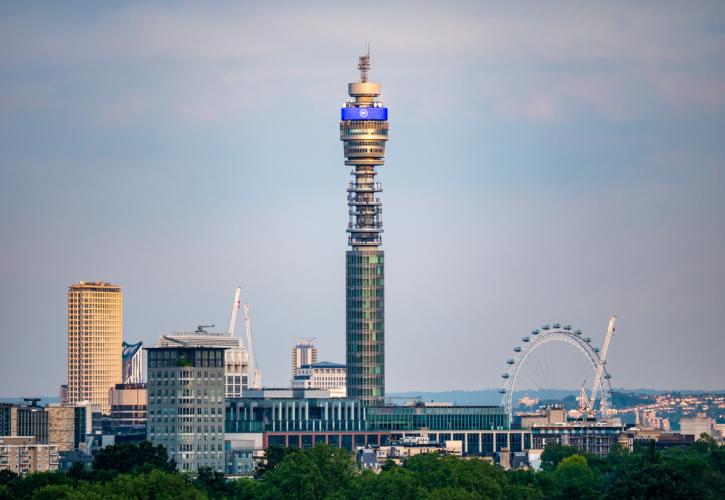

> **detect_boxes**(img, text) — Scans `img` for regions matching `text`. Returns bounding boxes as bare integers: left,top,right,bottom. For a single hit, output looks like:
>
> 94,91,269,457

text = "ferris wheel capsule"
574,329,582,335
542,324,551,330
553,323,561,329
604,373,612,379
522,336,530,342
514,346,522,353
502,373,510,379
585,337,592,343
507,358,515,365
498,388,507,394
594,347,600,353
564,324,572,331
531,329,540,335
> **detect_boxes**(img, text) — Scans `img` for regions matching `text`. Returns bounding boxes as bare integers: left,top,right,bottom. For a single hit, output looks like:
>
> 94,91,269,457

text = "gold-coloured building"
67,281,122,414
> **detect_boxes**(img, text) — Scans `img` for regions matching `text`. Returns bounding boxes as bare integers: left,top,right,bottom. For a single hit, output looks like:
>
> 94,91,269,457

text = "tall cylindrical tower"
340,49,389,405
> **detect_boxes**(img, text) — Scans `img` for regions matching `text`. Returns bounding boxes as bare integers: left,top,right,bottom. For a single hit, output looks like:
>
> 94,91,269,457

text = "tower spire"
358,42,370,83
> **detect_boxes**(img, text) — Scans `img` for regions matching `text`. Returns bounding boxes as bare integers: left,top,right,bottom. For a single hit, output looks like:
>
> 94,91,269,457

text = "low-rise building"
680,413,712,440
0,436,59,475
291,362,347,398
109,383,147,434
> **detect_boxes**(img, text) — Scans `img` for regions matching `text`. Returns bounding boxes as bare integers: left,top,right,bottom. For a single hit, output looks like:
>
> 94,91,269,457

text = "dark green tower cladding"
340,49,389,405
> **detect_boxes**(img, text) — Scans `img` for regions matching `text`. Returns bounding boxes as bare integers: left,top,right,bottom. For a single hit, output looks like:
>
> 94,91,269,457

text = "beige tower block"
67,281,122,414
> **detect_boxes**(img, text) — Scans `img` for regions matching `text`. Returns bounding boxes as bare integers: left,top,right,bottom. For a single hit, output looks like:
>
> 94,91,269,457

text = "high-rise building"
340,49,388,405
67,281,122,414
291,338,318,378
122,341,145,384
146,345,226,473
159,330,249,398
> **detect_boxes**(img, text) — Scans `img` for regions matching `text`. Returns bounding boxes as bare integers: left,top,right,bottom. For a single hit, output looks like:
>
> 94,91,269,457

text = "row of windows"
346,365,384,375
346,288,384,298
347,299,384,309
347,321,384,331
347,278,384,288
346,253,383,264
344,140,386,146
345,147,384,154
347,354,385,365
346,310,383,320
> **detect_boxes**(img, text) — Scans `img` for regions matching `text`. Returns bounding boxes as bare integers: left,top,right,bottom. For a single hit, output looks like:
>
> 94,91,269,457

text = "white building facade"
291,362,346,398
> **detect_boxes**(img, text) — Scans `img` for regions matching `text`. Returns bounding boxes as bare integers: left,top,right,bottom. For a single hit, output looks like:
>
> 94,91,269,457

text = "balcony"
347,182,382,193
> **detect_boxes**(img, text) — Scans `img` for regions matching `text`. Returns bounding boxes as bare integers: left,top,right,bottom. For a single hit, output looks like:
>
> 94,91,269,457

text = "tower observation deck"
340,49,389,405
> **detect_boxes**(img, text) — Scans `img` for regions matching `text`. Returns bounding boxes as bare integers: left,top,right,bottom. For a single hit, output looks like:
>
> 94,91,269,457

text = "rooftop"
300,361,346,369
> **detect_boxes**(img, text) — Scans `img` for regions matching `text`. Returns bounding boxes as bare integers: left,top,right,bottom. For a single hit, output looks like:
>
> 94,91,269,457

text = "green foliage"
260,444,356,499
4,439,725,499
540,443,580,471
195,466,235,499
0,470,18,486
546,455,601,500
253,445,297,478
93,441,176,474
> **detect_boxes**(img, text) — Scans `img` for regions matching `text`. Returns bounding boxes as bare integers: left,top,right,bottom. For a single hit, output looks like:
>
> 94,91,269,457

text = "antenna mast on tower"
358,42,370,82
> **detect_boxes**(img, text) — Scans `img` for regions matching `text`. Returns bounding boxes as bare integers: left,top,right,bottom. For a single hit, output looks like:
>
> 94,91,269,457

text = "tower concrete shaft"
340,51,389,405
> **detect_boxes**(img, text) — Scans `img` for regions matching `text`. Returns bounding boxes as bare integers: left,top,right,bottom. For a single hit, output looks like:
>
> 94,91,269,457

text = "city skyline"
2,1,725,396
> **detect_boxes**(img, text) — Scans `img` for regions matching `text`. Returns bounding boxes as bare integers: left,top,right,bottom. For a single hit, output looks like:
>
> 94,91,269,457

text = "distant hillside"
388,389,724,407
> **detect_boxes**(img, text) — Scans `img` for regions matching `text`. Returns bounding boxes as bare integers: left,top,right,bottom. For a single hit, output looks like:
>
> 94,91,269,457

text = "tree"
195,466,234,499
0,470,17,486
92,469,204,499
547,455,601,500
92,441,176,474
540,443,579,471
253,445,297,478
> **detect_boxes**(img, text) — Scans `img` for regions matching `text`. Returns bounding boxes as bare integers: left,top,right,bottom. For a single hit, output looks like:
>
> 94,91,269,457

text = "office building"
291,362,347,398
109,383,148,433
291,338,317,378
0,436,59,475
0,400,48,444
680,413,713,439
147,345,226,473
1,401,100,453
67,281,123,414
122,341,145,384
225,390,516,455
47,406,75,452
160,329,250,398
340,50,388,405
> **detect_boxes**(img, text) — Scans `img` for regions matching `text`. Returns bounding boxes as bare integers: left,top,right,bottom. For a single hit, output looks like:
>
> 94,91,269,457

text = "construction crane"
228,287,241,336
578,315,616,415
244,303,262,389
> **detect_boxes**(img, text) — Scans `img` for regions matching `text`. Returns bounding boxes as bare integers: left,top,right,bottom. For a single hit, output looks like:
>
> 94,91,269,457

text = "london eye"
499,317,617,420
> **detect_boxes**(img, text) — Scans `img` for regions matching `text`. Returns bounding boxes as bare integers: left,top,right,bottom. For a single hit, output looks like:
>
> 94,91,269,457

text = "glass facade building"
341,51,389,405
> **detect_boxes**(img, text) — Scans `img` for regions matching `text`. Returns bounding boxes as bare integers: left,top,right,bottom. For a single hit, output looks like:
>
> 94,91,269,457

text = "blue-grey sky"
1,1,724,396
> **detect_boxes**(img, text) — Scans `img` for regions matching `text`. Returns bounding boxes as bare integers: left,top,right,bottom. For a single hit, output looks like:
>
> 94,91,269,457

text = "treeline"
1,436,724,499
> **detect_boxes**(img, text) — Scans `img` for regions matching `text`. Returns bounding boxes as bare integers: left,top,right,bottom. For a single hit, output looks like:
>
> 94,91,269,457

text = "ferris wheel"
499,316,617,420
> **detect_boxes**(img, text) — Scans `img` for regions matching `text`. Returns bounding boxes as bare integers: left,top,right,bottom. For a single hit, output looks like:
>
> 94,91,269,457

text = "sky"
1,1,724,396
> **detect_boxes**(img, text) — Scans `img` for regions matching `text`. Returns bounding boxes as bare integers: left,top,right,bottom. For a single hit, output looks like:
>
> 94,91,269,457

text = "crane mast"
589,315,616,413
228,287,241,336
243,303,261,389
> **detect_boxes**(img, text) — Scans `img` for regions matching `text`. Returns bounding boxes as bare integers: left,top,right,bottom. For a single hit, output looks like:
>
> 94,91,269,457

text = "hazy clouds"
1,1,724,395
